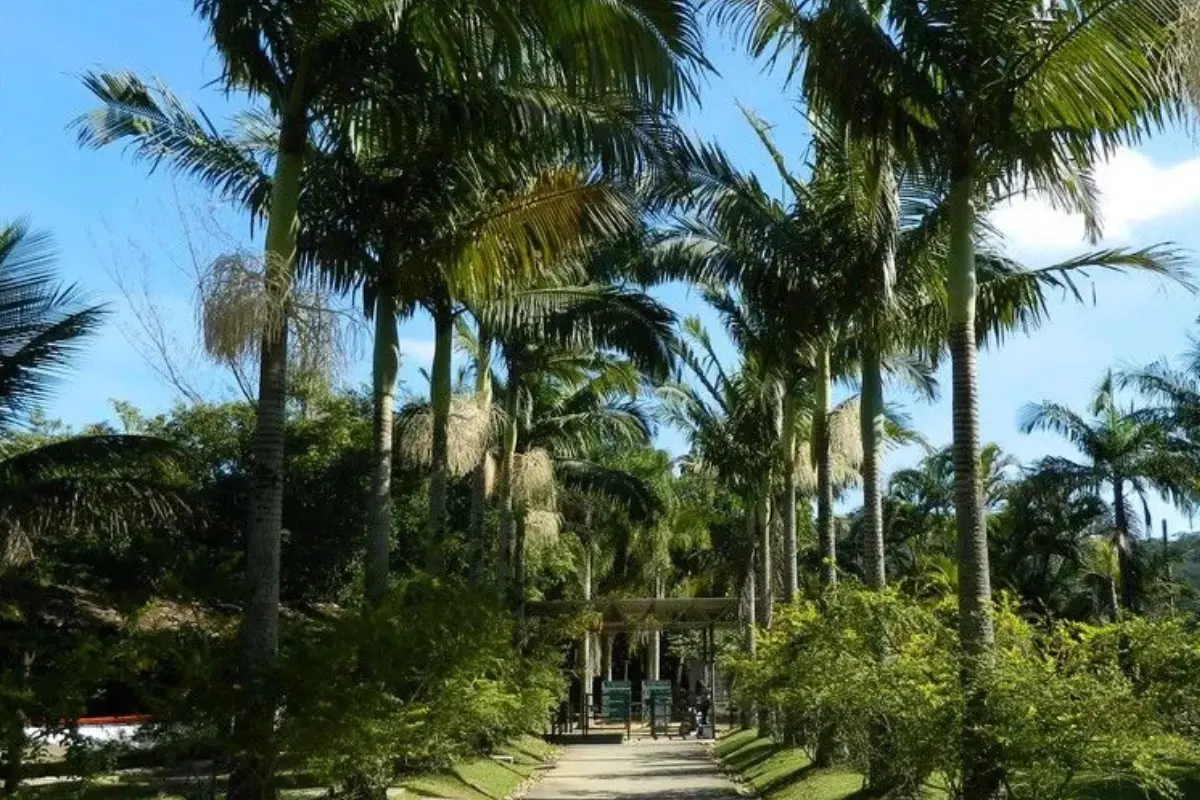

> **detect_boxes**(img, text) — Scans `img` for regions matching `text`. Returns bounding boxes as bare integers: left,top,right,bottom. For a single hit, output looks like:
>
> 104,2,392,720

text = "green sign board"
642,680,672,703
642,680,672,728
601,680,632,722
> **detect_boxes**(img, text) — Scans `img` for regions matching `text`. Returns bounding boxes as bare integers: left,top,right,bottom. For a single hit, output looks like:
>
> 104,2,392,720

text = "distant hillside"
1168,533,1200,613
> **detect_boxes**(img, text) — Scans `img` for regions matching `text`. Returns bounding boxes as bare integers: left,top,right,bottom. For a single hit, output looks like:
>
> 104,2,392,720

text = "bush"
987,607,1190,800
278,577,563,794
741,590,958,794
742,586,1198,800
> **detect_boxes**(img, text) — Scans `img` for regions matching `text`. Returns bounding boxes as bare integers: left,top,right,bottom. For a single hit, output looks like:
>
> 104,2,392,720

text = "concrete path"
523,740,741,800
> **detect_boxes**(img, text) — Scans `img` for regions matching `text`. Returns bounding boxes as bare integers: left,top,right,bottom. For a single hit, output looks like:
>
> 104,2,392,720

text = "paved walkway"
523,740,741,800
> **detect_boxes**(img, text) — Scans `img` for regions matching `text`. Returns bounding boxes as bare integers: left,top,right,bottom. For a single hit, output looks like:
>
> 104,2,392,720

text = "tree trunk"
365,283,399,605
3,655,36,796
781,389,799,603
228,106,306,800
756,495,776,739
758,492,774,630
498,371,520,595
742,546,757,728
425,300,455,573
3,705,26,795
1114,479,1136,611
581,543,594,708
513,511,528,619
860,345,886,589
648,575,663,680
1163,518,1172,580
815,346,836,588
468,328,493,580
948,171,1001,800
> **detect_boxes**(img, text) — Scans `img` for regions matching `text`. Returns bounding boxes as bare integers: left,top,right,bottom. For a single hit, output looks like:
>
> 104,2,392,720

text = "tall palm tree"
287,0,703,597
372,164,634,584
0,223,183,573
75,2,402,788
0,222,186,796
488,287,676,599
719,1,1176,789
1020,372,1200,611
660,318,775,624
658,122,856,599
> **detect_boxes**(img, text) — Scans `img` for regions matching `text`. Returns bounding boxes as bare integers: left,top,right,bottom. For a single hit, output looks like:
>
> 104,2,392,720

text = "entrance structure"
529,597,739,740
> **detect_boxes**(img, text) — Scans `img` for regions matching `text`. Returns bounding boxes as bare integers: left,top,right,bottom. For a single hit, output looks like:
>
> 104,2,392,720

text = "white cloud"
989,148,1200,252
399,338,437,360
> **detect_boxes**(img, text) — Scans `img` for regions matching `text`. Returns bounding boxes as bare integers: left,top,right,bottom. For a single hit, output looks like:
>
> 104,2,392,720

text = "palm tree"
0,223,183,569
75,2,401,788
374,164,634,583
1020,372,1200,611
719,1,1176,788
658,122,856,599
660,319,778,626
283,0,703,597
489,288,675,600
883,442,1015,586
989,469,1112,621
0,222,183,795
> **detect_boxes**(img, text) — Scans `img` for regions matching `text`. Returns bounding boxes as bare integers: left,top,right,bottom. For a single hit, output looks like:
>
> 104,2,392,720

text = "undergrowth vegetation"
731,588,1200,799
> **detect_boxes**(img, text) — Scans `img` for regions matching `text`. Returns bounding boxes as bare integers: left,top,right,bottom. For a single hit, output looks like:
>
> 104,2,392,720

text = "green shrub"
743,586,1198,800
743,590,958,793
987,606,1192,800
278,577,563,793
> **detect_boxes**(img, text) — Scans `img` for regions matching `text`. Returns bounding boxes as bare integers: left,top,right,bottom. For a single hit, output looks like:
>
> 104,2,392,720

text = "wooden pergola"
531,597,739,739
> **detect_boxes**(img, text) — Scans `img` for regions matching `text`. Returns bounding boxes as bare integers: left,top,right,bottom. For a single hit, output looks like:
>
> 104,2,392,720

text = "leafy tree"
1020,372,1200,612
0,222,184,794
718,0,1178,788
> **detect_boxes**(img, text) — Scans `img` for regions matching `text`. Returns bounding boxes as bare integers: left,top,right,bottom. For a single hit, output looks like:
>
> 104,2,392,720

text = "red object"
76,715,151,727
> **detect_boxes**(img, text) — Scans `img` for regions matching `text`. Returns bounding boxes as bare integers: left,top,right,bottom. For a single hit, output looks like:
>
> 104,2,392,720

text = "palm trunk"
746,545,757,657
365,284,399,605
815,345,836,588
948,171,1000,800
648,575,664,680
498,371,520,595
1114,479,1135,611
513,510,528,618
860,345,886,589
742,546,757,728
755,491,776,739
229,104,307,800
3,655,30,796
758,491,773,630
581,542,594,711
2,720,22,797
781,388,799,603
425,300,454,573
469,328,493,578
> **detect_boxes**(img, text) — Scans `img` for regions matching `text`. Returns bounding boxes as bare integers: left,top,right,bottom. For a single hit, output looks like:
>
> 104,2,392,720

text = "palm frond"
0,223,109,426
73,71,272,214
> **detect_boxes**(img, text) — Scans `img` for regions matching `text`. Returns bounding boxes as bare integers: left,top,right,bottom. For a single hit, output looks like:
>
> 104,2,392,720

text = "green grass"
395,735,557,800
716,729,1200,800
14,735,557,800
715,729,941,800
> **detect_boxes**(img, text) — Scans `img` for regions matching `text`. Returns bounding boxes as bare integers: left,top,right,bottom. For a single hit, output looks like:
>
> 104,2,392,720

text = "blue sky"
5,2,1200,531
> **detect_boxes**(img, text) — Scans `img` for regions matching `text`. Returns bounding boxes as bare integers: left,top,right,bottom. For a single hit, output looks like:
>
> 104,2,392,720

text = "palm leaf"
0,223,109,426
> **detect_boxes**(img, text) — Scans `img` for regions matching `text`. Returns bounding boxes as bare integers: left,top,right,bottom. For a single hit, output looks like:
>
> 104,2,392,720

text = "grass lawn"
715,729,1200,800
14,734,557,800
714,729,904,800
395,735,557,800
